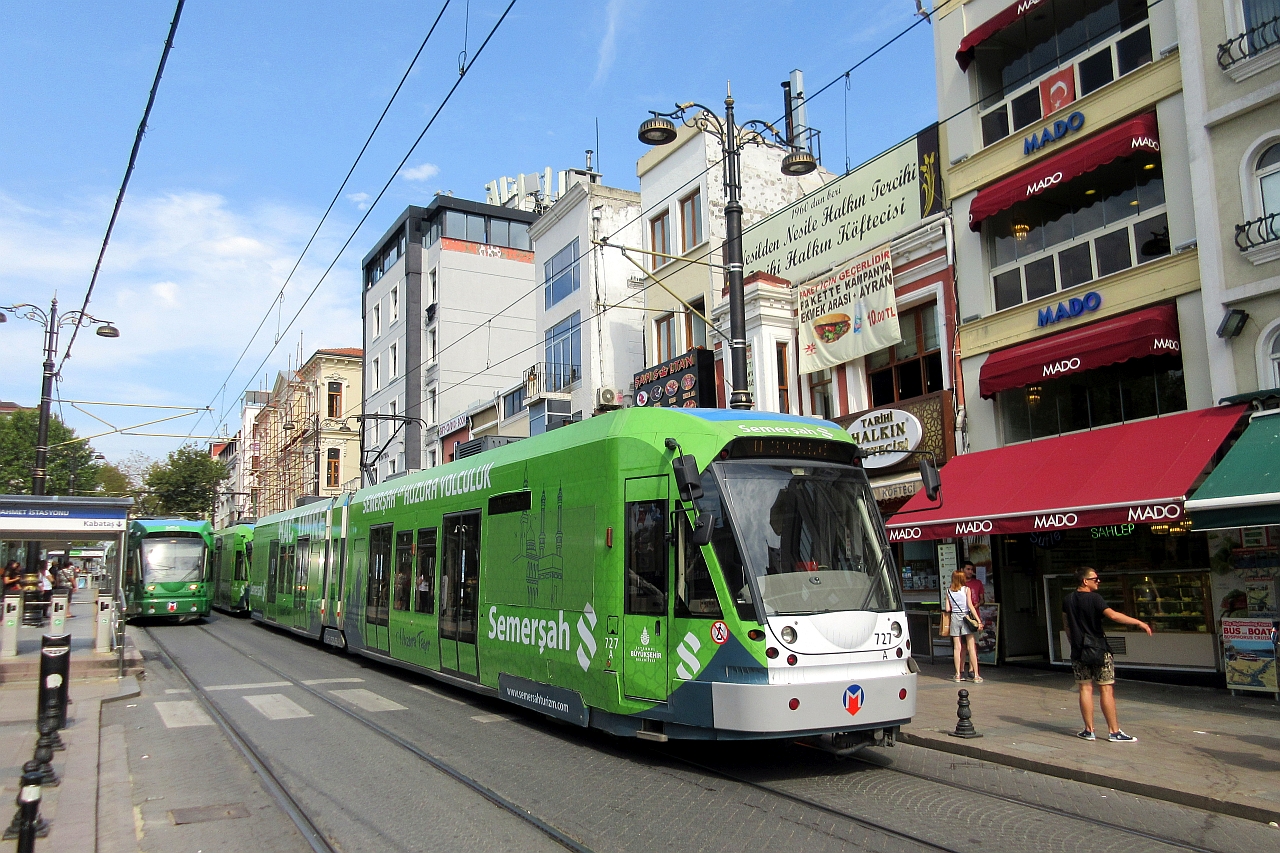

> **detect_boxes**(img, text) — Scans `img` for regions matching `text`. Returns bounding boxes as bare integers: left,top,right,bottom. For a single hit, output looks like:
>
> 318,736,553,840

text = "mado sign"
847,408,922,469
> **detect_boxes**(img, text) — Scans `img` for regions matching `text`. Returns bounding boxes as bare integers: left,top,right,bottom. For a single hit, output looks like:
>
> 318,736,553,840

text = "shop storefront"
887,404,1246,673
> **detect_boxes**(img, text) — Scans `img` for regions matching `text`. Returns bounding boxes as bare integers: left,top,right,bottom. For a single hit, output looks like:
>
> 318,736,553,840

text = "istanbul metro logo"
843,684,865,717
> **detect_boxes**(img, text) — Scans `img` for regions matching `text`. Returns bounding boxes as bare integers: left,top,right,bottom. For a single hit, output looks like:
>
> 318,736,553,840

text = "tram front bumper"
143,597,207,616
711,669,916,734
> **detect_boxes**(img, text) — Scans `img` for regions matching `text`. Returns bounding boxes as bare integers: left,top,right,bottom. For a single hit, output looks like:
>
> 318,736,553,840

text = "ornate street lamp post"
638,86,816,409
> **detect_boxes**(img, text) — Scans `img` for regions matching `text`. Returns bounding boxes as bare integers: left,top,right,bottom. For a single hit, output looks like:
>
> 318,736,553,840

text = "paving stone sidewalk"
904,660,1280,824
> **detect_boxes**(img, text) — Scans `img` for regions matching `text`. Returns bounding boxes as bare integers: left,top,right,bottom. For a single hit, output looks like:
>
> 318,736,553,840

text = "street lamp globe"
780,148,818,176
95,323,120,338
637,114,678,146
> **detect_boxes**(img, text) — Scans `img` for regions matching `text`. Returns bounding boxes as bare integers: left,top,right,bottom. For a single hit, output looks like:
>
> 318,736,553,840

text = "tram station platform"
0,585,141,685
904,661,1280,825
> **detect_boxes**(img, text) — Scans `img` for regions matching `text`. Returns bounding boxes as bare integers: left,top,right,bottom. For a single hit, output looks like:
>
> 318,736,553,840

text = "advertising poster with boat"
1221,618,1278,696
797,243,900,374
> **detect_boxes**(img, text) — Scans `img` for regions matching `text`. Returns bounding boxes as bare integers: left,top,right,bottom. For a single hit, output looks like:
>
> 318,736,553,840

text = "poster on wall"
797,244,900,374
1222,618,1278,695
936,543,958,595
976,604,1001,666
1207,528,1280,623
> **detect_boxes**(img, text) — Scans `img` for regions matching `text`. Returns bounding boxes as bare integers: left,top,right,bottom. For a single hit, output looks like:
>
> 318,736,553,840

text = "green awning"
1186,409,1280,529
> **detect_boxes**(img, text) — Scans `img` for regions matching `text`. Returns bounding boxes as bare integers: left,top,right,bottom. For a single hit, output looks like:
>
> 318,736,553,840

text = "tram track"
147,624,595,853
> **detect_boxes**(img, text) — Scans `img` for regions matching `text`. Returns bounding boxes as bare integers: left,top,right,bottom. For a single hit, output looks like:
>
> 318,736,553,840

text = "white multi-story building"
213,389,268,526
361,197,538,482
524,165,643,434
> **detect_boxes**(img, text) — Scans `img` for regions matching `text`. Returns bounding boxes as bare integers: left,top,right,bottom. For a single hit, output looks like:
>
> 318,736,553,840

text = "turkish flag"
1039,67,1076,116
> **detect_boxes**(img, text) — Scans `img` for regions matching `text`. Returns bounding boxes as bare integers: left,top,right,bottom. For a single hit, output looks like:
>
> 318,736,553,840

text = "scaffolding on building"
252,371,321,517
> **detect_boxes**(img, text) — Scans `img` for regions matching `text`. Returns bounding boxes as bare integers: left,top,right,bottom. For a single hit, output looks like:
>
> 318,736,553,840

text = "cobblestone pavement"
142,613,1280,853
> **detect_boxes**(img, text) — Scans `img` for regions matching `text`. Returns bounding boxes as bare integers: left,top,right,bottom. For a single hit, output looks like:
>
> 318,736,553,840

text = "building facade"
524,174,644,434
362,198,537,482
213,390,268,527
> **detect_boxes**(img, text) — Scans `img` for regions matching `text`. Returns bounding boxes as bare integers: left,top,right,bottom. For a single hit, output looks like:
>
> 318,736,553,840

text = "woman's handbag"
964,613,981,631
938,610,951,636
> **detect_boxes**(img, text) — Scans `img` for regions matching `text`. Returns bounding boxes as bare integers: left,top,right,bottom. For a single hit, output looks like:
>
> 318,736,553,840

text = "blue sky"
0,0,938,465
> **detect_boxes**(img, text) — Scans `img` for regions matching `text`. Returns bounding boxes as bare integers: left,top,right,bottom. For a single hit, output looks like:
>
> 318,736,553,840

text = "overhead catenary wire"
58,0,186,376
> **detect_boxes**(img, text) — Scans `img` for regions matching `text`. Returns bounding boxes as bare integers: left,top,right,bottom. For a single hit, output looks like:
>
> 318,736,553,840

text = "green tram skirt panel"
248,408,917,742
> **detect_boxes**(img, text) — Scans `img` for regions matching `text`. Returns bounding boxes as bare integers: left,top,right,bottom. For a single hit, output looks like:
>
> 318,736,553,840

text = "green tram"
248,408,920,746
124,518,214,621
211,523,255,614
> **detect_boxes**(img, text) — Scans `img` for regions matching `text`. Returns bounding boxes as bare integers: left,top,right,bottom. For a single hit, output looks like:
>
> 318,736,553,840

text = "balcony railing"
1218,15,1280,70
1235,212,1280,251
524,361,580,400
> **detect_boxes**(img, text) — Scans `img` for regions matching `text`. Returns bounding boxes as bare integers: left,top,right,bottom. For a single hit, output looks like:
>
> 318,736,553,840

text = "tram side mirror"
919,457,942,502
690,512,715,547
672,454,704,502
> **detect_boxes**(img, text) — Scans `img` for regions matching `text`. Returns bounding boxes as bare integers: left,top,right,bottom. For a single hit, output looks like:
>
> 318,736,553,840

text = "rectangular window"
866,303,944,407
685,298,707,350
776,343,790,412
429,329,437,364
390,287,399,322
428,387,437,424
326,448,340,488
327,381,342,418
545,312,582,392
367,525,393,626
393,530,413,611
373,304,381,338
810,369,834,419
509,222,531,251
372,358,380,391
489,218,509,248
544,238,581,309
503,387,526,419
680,189,703,252
429,269,438,305
650,210,671,269
675,514,722,618
390,343,398,378
625,500,667,615
445,209,466,238
414,528,436,614
655,313,677,363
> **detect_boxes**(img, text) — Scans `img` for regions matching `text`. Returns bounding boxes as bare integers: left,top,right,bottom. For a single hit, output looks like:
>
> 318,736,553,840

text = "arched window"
1270,328,1280,388
1257,143,1280,216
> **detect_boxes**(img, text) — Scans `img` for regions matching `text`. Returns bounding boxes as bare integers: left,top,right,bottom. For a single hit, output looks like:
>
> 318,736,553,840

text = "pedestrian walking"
1063,566,1152,742
960,561,985,679
946,569,984,683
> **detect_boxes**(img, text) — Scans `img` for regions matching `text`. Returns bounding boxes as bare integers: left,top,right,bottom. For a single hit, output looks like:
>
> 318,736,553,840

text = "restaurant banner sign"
798,244,900,374
743,123,943,288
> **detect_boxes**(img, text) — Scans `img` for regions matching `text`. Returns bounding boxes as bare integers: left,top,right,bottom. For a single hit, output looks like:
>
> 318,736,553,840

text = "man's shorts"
1072,652,1115,685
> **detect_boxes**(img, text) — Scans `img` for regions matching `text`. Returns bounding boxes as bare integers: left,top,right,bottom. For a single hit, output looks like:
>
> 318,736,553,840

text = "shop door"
366,524,392,652
439,512,481,680
622,477,670,701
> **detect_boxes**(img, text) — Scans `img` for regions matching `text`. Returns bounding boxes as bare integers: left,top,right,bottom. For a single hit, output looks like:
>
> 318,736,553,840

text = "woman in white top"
947,569,984,683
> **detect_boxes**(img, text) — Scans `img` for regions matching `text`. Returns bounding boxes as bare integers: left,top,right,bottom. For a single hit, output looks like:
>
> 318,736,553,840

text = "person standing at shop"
1063,567,1152,743
947,570,984,683
961,561,986,679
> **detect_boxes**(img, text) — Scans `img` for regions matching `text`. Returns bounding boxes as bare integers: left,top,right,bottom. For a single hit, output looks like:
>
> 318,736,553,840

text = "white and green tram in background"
248,407,925,749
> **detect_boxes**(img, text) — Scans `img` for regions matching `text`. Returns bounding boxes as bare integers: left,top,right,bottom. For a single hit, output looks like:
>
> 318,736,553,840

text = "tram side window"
296,538,310,598
675,515,723,619
278,544,295,595
393,530,413,611
234,551,245,582
267,540,280,603
367,525,393,626
625,501,667,615
696,474,756,622
415,528,436,614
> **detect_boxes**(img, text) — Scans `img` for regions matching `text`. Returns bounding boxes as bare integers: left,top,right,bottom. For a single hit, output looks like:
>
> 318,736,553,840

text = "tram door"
365,524,393,652
439,511,481,680
266,539,280,620
211,539,224,607
622,477,670,701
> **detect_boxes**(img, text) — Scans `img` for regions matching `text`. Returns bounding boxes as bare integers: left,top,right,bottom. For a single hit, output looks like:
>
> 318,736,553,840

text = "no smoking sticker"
710,621,729,645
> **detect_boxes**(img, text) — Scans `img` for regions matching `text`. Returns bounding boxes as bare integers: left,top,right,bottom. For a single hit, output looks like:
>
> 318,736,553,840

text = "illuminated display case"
1046,569,1216,670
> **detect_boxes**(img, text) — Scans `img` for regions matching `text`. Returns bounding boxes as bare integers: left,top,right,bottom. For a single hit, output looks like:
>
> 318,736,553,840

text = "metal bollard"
49,593,68,633
2,766,48,849
29,733,58,788
949,688,983,739
95,593,114,653
37,634,71,730
1,594,19,657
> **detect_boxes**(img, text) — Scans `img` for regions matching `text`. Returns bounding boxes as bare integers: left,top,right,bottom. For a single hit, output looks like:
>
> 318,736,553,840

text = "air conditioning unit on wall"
595,387,624,409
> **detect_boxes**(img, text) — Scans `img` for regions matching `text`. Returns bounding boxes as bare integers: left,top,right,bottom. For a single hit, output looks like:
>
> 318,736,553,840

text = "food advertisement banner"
797,244,900,374
632,348,716,408
1221,618,1278,695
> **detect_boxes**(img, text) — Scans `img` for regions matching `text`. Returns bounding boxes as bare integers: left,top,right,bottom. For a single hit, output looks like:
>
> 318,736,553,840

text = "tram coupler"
807,726,899,757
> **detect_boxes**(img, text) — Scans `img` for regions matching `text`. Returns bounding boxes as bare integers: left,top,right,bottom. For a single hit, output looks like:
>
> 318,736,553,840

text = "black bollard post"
949,688,983,739
30,728,59,788
37,634,71,730
7,767,47,852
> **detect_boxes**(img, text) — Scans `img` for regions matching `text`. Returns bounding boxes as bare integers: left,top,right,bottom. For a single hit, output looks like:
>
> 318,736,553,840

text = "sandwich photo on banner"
797,243,901,374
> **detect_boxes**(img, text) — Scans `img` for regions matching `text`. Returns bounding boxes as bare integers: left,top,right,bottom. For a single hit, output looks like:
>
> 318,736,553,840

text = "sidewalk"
1,585,142,685
0,594,142,852
904,660,1280,824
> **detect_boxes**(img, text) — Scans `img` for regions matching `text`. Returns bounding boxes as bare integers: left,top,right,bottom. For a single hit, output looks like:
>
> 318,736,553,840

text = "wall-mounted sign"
633,348,716,408
1222,618,1278,695
439,237,533,264
1039,67,1076,116
848,408,923,469
743,124,944,287
1024,111,1085,155
438,414,470,439
797,244,900,375
1038,291,1102,327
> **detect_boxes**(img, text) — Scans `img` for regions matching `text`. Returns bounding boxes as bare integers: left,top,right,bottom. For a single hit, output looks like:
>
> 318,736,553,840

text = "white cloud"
0,190,362,462
346,191,370,210
593,0,626,87
399,162,440,182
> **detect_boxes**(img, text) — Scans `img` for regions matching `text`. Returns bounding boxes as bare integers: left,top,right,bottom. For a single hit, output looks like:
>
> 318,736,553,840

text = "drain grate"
169,803,250,825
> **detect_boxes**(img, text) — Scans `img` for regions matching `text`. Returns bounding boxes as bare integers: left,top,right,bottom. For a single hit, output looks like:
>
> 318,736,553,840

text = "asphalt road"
118,612,1280,853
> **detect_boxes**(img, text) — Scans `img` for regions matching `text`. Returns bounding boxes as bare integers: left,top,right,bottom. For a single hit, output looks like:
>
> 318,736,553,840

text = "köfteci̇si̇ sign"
848,408,923,469
797,244,900,374
1222,618,1278,695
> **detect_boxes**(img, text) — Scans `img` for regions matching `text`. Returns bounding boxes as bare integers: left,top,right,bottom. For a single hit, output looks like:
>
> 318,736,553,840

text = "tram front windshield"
140,537,206,584
710,462,900,617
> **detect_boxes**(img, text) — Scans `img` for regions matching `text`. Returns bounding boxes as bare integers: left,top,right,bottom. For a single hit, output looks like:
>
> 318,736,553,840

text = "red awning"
885,405,1245,541
956,0,1051,71
978,303,1181,399
968,113,1160,231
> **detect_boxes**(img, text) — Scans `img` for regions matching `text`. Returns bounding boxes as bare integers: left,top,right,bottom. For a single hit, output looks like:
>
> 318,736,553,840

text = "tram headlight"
147,585,155,592
189,584,199,590
891,621,902,637
780,625,797,644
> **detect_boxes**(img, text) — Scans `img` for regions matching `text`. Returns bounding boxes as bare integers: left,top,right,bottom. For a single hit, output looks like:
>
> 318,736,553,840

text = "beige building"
1178,0,1280,397
252,348,363,516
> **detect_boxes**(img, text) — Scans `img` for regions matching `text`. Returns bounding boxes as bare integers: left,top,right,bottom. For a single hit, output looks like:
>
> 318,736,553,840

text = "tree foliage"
0,409,102,495
144,445,228,517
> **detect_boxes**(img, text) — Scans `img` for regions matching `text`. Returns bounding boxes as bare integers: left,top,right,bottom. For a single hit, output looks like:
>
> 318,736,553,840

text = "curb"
898,730,1280,826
